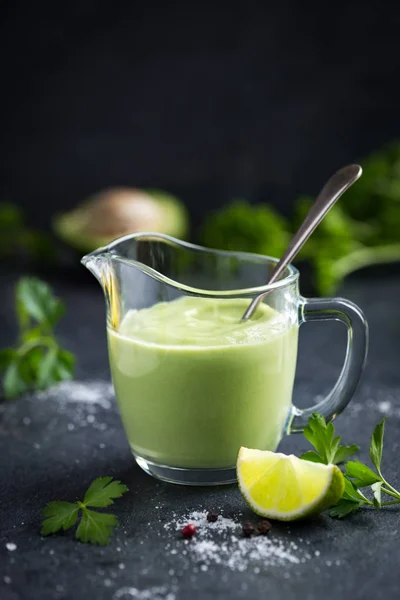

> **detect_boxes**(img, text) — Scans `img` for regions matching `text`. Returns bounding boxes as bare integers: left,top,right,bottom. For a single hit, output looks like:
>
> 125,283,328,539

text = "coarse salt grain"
6,543,17,551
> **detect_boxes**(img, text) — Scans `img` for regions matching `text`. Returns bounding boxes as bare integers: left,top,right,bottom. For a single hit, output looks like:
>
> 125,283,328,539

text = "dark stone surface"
1,268,400,600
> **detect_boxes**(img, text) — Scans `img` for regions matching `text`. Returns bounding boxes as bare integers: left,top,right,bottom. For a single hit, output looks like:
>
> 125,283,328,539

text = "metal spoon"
241,164,363,321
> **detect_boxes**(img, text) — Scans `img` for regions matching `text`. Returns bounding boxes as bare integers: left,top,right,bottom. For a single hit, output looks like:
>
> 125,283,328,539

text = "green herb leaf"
16,277,64,330
299,450,325,464
75,509,118,546
83,477,129,508
370,418,386,473
40,477,128,545
345,461,382,488
37,347,59,388
330,500,362,519
41,502,79,535
301,413,358,465
1,277,75,399
302,413,331,464
332,444,360,465
53,350,75,381
0,349,16,372
371,482,382,508
201,200,291,258
341,477,366,502
3,360,29,399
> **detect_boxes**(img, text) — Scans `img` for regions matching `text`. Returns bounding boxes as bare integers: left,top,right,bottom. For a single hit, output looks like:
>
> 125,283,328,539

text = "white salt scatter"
33,380,115,431
104,579,113,587
49,549,54,555
114,587,176,600
99,443,106,449
4,576,11,584
34,443,41,449
6,543,17,551
23,417,31,425
118,563,125,570
164,510,309,571
315,550,320,557
36,380,113,409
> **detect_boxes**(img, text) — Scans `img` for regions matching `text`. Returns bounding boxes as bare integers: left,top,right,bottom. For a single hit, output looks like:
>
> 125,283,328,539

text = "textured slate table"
1,268,400,600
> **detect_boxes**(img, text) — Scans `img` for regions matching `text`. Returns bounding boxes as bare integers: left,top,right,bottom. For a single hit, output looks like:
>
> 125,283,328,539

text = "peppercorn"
242,521,256,537
206,510,219,523
181,523,197,538
257,519,272,535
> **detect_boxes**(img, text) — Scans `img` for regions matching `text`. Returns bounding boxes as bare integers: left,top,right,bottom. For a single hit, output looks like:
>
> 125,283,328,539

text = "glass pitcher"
82,232,368,485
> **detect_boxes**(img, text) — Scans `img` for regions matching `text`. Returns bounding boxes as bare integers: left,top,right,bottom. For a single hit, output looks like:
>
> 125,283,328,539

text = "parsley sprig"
41,477,128,545
0,277,75,399
300,413,360,465
302,413,400,518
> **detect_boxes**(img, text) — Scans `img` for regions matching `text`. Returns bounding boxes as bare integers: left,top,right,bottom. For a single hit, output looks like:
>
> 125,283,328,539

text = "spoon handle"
242,164,362,321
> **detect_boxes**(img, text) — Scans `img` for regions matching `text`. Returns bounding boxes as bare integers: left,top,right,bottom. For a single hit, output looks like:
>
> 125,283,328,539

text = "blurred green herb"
0,277,75,399
0,202,56,263
201,200,291,258
201,142,400,293
41,476,128,545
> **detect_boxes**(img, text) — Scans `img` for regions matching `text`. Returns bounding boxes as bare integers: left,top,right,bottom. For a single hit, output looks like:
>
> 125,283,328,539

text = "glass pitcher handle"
289,297,369,432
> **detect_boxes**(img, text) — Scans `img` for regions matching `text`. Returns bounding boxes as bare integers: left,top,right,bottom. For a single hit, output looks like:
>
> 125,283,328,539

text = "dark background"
1,0,400,231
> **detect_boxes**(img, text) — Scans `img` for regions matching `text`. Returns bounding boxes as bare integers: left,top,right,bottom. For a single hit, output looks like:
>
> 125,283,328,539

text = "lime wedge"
237,447,344,521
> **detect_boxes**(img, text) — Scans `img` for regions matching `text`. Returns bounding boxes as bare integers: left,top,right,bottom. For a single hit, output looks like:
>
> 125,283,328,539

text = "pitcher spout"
81,248,109,283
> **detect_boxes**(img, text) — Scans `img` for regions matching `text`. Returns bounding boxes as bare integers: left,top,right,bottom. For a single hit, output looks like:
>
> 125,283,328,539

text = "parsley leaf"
41,502,79,535
345,461,382,487
16,277,64,332
83,477,128,508
1,277,75,399
370,418,386,474
300,413,359,465
331,444,360,465
341,477,366,503
76,510,118,546
41,477,128,545
329,500,362,519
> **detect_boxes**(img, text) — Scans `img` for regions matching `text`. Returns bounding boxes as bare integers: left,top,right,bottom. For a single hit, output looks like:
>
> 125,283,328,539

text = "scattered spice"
257,519,272,535
242,521,256,538
181,524,197,539
206,510,219,523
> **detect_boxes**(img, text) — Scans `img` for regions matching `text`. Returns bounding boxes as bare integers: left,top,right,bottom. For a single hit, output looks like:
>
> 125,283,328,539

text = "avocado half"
53,187,189,253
